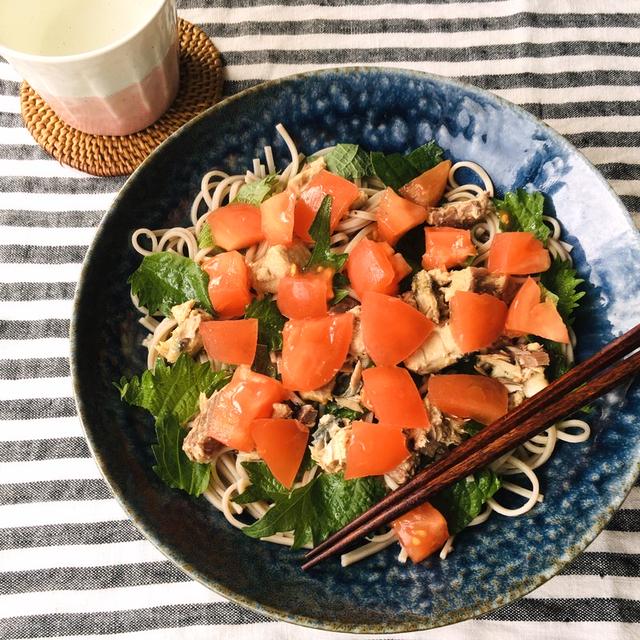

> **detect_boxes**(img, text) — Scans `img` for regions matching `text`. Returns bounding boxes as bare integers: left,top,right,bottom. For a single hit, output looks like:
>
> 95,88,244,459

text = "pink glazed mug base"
40,40,180,136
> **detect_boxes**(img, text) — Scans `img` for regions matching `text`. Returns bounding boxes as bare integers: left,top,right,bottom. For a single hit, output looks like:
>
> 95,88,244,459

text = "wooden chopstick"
305,323,640,564
302,323,640,570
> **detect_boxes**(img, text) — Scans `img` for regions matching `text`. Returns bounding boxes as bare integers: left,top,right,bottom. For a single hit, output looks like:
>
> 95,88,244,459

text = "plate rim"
70,65,640,633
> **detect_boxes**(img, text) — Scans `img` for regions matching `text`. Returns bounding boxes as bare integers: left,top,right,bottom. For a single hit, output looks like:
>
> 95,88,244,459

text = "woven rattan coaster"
20,19,223,177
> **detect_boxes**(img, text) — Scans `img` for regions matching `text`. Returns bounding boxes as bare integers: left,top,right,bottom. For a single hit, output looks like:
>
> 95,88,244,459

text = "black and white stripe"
1,0,640,638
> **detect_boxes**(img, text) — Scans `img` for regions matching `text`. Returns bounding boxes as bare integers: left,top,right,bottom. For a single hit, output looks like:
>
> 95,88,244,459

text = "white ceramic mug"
0,0,179,136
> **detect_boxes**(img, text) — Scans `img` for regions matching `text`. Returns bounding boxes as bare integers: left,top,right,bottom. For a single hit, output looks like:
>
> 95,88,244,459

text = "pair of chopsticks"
303,323,640,570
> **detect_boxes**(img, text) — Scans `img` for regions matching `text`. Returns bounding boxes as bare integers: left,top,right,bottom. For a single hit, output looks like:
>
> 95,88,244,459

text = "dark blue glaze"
71,68,640,633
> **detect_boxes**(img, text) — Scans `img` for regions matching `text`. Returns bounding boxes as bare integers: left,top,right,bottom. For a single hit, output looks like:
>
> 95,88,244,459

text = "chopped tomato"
422,227,477,270
361,292,435,366
250,418,309,489
207,203,264,251
202,251,252,318
293,170,361,242
505,277,570,343
450,290,507,353
277,272,328,319
344,421,410,479
312,266,335,300
206,366,287,452
260,190,295,246
362,366,429,428
487,231,551,275
200,318,258,366
390,252,412,283
281,313,354,391
398,159,452,208
346,238,410,299
376,188,427,246
392,502,449,563
428,374,508,425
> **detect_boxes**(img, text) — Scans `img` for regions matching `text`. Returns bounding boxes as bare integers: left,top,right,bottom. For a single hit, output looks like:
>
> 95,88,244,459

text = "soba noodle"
130,125,589,567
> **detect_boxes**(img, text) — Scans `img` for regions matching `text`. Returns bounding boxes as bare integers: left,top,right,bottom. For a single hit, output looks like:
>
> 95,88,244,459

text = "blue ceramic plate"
71,68,640,633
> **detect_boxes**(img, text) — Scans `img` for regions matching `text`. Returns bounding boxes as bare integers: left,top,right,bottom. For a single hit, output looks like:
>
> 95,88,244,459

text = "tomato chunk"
250,418,309,489
390,252,412,284
428,374,508,425
200,318,258,366
376,188,427,246
207,203,264,251
281,313,354,391
392,502,449,563
487,232,551,275
422,227,477,271
206,366,287,452
293,170,361,241
346,238,410,299
450,290,507,353
277,272,328,319
344,421,410,479
362,366,430,428
505,277,570,343
261,190,295,246
399,160,452,208
202,251,252,318
361,292,435,366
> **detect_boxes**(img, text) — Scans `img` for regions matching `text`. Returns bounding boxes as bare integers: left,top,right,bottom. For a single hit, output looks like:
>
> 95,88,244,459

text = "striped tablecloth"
1,1,640,638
